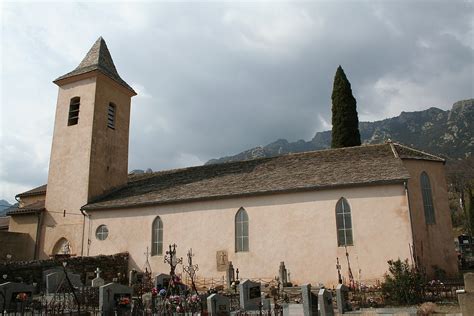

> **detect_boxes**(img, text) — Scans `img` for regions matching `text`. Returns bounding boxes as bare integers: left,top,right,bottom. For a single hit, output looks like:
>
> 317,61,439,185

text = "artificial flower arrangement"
117,296,131,308
15,293,28,302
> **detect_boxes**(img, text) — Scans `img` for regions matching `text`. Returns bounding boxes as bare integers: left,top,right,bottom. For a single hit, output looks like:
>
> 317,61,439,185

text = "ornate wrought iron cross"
164,244,182,276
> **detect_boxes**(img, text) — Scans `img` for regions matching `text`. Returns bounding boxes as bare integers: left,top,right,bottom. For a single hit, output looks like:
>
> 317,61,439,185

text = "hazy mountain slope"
206,99,473,164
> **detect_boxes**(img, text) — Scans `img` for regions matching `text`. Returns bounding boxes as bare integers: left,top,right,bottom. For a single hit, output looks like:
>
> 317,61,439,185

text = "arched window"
336,198,353,246
421,172,435,224
68,97,80,126
235,207,249,252
152,217,163,256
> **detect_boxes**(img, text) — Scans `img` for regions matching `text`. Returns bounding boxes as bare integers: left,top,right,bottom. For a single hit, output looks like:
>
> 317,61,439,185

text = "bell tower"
43,37,136,256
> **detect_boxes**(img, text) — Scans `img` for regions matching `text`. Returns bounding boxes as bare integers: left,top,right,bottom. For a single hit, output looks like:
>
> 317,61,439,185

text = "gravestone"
154,273,171,290
239,279,261,310
261,297,271,311
92,267,105,288
0,282,35,311
46,271,83,294
99,282,133,314
301,284,318,316
92,276,105,288
336,284,350,313
46,272,63,294
129,270,137,287
42,267,62,289
318,288,334,316
279,262,288,286
207,293,230,316
458,272,474,316
226,261,235,289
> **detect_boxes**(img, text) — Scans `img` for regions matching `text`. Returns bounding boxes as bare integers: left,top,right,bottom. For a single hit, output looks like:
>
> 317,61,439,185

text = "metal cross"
144,246,152,274
95,267,101,278
183,248,199,279
336,257,342,284
164,244,182,276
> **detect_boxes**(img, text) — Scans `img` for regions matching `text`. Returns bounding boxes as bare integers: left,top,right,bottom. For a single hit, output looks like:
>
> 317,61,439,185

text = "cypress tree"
331,65,361,148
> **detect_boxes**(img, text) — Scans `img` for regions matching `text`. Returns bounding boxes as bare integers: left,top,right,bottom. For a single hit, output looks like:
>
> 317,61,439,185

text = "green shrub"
381,259,425,305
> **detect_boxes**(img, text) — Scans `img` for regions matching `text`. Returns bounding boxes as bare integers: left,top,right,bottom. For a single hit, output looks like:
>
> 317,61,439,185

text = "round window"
96,225,109,241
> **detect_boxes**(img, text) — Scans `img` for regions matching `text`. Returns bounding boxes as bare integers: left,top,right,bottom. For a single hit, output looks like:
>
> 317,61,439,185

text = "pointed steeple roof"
54,37,136,94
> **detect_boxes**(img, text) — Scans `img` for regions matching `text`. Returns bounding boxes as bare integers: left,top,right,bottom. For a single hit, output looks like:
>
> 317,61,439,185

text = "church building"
6,38,458,286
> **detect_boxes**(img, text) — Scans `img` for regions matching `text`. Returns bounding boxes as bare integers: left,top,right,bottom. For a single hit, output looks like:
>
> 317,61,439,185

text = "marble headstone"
0,282,35,311
239,279,261,311
99,282,133,314
207,293,230,316
318,288,334,316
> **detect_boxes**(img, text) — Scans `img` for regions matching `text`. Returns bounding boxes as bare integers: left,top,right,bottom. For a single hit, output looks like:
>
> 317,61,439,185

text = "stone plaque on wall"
216,250,228,271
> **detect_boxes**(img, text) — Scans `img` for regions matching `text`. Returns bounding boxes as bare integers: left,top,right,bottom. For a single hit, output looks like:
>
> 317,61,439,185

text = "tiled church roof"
54,37,136,94
7,200,45,216
81,143,442,210
13,143,444,213
15,184,47,198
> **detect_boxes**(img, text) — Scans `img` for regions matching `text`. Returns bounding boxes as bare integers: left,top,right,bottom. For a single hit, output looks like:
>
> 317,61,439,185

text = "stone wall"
0,231,35,262
0,252,129,289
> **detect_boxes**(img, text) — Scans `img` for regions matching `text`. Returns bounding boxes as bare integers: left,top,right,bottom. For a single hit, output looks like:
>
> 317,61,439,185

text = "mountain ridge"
206,99,473,165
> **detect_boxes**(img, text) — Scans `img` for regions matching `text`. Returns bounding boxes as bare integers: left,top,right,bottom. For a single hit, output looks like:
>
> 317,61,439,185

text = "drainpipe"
80,208,89,257
34,210,44,260
404,180,417,266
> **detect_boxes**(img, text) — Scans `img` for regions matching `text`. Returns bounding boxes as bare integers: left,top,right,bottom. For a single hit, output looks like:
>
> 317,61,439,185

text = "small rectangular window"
107,103,116,129
68,97,80,126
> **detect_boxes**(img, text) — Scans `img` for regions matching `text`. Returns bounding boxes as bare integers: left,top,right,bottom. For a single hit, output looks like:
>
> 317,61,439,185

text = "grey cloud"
1,1,472,202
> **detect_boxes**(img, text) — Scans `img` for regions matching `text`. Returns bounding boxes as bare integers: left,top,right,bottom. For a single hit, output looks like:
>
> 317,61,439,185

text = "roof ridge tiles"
392,142,445,162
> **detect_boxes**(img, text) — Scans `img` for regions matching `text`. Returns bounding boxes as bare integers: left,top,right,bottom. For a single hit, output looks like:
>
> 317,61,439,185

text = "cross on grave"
143,247,152,273
95,268,102,278
336,257,342,284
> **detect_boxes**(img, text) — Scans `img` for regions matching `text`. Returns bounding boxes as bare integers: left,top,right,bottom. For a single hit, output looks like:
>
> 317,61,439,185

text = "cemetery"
0,244,472,315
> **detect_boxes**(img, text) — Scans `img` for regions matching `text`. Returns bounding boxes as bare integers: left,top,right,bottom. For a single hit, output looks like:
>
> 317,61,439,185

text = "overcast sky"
1,1,473,203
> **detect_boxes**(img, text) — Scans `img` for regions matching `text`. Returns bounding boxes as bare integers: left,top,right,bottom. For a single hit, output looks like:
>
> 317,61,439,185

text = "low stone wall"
0,231,35,262
0,252,129,289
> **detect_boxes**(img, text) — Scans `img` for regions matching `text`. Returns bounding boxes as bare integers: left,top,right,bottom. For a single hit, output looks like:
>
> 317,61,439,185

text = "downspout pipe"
404,180,417,266
80,208,89,257
34,210,43,260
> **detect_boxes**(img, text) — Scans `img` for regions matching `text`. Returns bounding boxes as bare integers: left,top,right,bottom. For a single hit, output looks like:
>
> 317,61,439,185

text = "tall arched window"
421,172,435,224
336,198,353,246
152,217,163,256
68,97,80,126
235,207,249,252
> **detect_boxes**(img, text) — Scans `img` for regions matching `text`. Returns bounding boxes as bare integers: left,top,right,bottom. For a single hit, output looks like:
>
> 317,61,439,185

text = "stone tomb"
99,282,133,314
301,284,318,316
239,279,261,311
318,288,334,316
154,273,171,290
207,293,230,315
336,284,350,313
45,271,83,294
0,282,35,311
